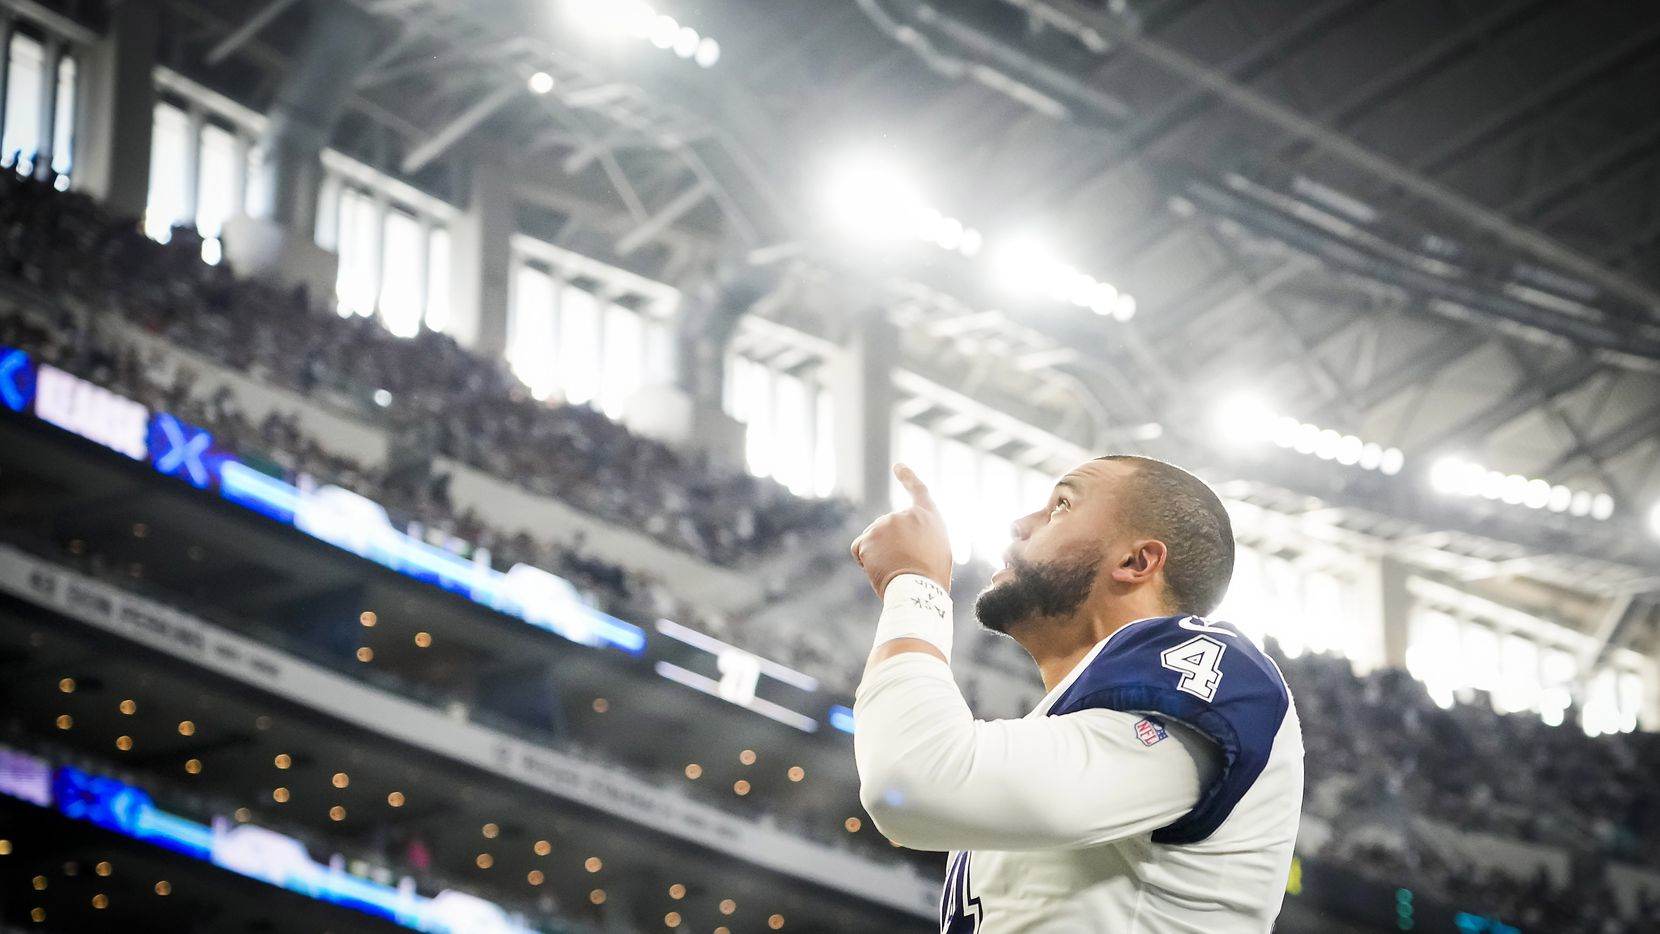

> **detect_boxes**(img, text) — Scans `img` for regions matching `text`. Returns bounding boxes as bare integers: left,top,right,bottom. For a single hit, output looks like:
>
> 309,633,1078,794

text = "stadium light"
565,0,722,69
823,155,982,257
1429,456,1613,520
1220,397,1402,474
990,236,1134,320
528,71,555,95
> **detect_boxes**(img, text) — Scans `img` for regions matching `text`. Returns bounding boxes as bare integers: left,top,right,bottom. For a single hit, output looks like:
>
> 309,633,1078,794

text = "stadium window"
378,209,424,338
1616,670,1643,733
144,102,193,241
599,302,643,419
50,53,74,180
508,263,558,400
735,357,773,478
425,227,452,334
1460,622,1501,697
2,32,44,173
335,187,381,317
1582,669,1621,736
812,387,836,498
1538,648,1575,727
974,454,1020,563
772,371,815,497
1495,633,1541,715
938,438,978,565
196,122,241,264
725,351,835,495
1303,572,1345,657
556,284,602,407
645,317,674,391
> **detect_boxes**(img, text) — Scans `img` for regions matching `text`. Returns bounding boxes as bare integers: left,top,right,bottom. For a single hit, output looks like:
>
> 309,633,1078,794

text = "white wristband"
873,574,954,662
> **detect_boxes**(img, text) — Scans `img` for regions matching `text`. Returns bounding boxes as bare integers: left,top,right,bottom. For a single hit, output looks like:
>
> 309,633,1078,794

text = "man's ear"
1109,540,1167,585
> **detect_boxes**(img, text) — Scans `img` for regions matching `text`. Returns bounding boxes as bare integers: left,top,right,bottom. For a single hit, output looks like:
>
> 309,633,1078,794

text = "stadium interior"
0,0,1658,931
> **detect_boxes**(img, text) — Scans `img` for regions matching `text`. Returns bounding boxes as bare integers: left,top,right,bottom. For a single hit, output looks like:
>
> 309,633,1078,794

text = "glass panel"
196,123,240,242
938,438,978,565
600,303,643,419
1303,572,1344,656
1582,669,1619,737
975,455,1019,564
556,285,601,406
1405,609,1460,708
1539,648,1575,726
508,263,557,400
1460,623,1500,695
378,210,424,338
335,189,380,317
144,103,192,242
812,387,836,498
424,227,451,334
772,371,814,496
644,317,673,389
1496,633,1540,714
51,54,74,178
2,34,43,173
1616,671,1643,733
739,359,773,479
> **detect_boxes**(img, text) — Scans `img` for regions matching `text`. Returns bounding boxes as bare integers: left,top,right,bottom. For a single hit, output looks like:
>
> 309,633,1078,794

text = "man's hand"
850,464,953,598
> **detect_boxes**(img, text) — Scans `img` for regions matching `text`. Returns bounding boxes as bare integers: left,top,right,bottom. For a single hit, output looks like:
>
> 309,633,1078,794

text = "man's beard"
974,549,1102,635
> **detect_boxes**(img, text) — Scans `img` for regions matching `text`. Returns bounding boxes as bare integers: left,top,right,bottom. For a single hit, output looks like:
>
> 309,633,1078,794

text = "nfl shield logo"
1135,717,1168,746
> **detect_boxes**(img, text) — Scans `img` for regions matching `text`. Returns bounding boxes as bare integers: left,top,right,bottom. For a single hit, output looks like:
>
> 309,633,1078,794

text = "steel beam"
206,0,302,65
1411,22,1660,176
1027,0,1660,315
1337,327,1487,416
1412,356,1605,456
401,81,522,174
616,181,709,256
1533,402,1660,477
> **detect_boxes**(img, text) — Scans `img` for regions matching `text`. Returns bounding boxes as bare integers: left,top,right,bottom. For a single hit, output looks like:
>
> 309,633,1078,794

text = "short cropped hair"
1097,455,1235,616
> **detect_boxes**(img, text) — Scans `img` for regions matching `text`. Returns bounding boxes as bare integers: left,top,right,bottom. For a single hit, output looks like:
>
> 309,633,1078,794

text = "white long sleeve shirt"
854,576,1303,933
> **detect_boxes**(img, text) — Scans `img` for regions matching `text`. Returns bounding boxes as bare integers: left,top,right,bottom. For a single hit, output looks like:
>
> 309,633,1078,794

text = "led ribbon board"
0,745,537,933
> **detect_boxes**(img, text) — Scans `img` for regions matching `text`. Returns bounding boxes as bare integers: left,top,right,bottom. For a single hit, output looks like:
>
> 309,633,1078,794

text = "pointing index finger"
893,463,938,513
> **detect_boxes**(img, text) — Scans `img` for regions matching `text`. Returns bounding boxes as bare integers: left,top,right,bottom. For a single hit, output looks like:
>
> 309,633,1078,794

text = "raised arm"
852,576,1218,852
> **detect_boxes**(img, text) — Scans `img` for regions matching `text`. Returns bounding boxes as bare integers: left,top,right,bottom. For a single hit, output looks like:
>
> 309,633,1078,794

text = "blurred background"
0,0,1658,931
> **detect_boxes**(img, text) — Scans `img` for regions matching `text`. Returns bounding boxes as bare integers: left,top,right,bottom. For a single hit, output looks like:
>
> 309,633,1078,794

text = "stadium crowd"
3,166,1659,929
0,167,848,568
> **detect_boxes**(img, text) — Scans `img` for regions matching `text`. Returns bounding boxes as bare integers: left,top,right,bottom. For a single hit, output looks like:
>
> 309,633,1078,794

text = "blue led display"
0,345,36,413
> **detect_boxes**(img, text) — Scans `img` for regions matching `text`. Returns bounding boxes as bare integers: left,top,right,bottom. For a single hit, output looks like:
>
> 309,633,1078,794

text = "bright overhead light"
695,37,721,69
1590,493,1615,521
990,236,1133,319
565,1,719,67
1648,501,1660,539
1430,457,1611,519
1227,401,1400,474
824,155,982,257
673,26,700,58
528,72,554,95
1216,393,1276,447
650,15,679,49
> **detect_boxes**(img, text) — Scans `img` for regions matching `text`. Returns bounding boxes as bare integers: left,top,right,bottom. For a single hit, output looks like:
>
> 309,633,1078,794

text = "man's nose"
1010,511,1041,541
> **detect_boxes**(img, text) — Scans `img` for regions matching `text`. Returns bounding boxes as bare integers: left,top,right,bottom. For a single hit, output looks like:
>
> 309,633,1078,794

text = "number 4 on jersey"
1160,635,1227,702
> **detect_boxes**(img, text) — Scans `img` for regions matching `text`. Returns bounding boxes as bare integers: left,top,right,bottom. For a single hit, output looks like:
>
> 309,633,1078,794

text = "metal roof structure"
65,0,1660,648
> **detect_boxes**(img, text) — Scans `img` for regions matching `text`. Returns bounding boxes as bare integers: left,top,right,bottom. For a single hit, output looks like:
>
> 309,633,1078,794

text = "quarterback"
850,456,1302,933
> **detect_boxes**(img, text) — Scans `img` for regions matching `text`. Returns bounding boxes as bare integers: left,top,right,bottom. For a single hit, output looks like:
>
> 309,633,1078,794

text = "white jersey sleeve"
854,652,1221,852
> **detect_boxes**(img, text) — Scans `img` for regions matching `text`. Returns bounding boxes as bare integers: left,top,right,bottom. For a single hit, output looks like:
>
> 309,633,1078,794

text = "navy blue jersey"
1047,615,1291,844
